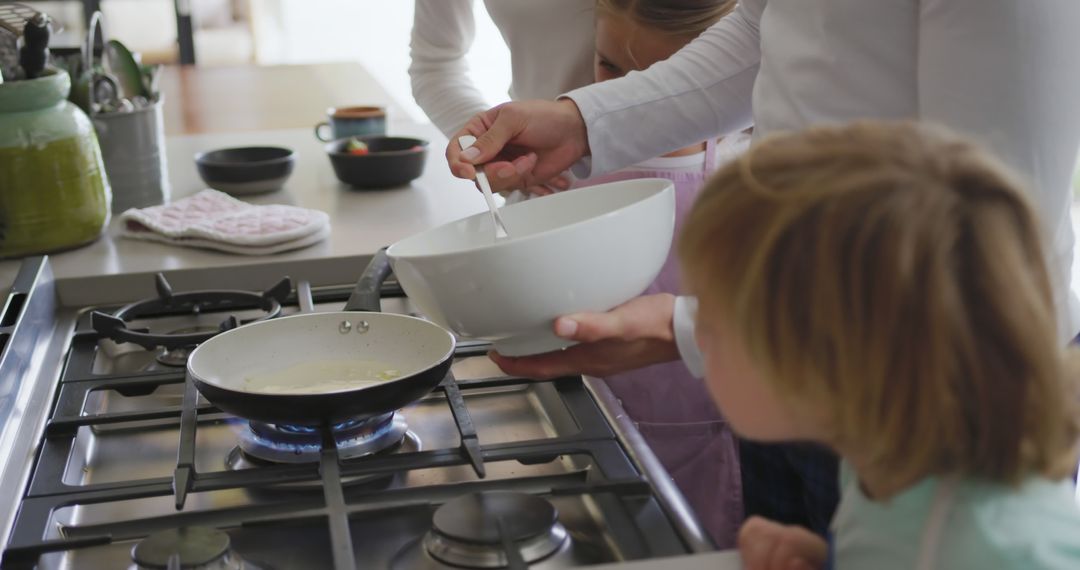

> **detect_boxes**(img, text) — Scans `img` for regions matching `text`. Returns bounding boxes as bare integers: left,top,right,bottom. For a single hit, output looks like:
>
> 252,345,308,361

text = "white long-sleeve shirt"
565,0,1080,366
409,0,596,138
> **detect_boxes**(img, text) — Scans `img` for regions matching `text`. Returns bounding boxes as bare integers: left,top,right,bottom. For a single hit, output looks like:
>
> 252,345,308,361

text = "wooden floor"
159,62,408,135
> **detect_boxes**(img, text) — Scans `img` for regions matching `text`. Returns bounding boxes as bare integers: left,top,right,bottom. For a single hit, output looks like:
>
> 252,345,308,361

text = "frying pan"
187,249,456,426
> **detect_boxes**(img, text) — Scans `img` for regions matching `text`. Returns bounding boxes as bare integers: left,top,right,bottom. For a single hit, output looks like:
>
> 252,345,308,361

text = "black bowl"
325,136,428,189
194,146,296,195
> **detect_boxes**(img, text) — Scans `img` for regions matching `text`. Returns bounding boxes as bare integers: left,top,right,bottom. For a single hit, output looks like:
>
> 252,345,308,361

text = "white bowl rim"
387,178,675,261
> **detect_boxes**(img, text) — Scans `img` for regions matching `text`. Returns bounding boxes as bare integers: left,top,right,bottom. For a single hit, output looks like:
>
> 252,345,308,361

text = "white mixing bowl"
387,178,675,356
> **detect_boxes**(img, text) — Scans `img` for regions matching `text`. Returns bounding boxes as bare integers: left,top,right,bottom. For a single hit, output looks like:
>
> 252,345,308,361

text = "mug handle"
314,122,333,141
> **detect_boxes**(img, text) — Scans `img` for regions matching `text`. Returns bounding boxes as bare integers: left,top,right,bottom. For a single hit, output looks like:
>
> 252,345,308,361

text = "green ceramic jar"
0,69,111,258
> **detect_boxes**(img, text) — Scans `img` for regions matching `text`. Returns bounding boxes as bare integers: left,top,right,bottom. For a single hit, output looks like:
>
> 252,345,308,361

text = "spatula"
458,135,511,240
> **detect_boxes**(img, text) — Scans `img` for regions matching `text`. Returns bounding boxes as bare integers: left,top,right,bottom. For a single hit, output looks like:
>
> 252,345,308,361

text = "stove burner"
154,325,222,366
156,347,195,367
225,431,421,490
235,413,409,463
424,492,569,568
131,527,248,569
91,273,291,355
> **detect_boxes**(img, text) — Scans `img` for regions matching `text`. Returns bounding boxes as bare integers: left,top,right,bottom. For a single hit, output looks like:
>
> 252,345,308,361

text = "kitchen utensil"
325,136,427,189
187,249,456,426
0,35,10,82
81,11,168,212
141,62,161,97
0,3,38,79
314,105,387,141
195,146,295,195
93,93,171,212
67,10,100,114
0,3,39,35
90,73,120,109
0,68,110,258
105,39,145,99
457,135,510,239
17,13,49,79
387,178,675,356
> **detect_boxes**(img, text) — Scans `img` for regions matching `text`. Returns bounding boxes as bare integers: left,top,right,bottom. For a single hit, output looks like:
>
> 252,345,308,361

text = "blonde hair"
679,121,1080,487
595,0,735,39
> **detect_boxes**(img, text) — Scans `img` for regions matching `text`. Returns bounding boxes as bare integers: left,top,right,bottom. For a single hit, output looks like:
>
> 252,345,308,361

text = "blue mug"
314,106,387,141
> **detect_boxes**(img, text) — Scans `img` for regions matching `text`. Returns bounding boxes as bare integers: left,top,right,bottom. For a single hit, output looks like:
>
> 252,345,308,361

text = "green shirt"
832,463,1080,569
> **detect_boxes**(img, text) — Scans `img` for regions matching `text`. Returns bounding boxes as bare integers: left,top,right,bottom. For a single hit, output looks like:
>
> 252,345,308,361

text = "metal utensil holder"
86,11,170,213
0,3,46,81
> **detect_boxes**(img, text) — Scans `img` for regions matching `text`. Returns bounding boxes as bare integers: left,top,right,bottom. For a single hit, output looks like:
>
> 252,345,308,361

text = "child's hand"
738,516,827,570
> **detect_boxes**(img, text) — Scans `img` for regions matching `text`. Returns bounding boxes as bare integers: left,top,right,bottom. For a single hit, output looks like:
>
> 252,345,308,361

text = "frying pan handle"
297,281,314,314
344,247,392,312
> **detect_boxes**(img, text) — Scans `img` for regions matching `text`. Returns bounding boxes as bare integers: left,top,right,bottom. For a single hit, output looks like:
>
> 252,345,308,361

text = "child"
576,0,749,548
678,121,1080,569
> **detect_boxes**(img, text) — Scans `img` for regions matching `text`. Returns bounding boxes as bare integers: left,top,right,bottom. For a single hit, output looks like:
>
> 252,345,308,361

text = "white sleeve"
409,0,493,137
673,296,705,379
563,0,765,177
916,0,1080,341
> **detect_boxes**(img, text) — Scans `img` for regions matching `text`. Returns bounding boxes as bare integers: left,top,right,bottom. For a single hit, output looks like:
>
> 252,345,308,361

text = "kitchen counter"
0,122,486,307
159,63,418,136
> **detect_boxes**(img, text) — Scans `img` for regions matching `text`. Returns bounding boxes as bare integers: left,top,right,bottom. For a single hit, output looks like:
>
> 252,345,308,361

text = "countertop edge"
51,252,375,307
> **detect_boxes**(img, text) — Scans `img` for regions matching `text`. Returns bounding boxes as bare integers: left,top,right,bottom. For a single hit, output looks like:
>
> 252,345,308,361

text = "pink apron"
573,139,743,548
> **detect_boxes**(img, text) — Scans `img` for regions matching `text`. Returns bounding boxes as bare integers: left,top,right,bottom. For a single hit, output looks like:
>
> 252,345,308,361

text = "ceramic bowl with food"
194,146,295,195
387,178,675,356
326,136,428,189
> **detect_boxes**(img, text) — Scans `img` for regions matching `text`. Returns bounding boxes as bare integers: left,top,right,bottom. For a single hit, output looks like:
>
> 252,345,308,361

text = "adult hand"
499,172,574,199
489,294,680,380
521,172,573,196
446,99,589,193
738,516,828,570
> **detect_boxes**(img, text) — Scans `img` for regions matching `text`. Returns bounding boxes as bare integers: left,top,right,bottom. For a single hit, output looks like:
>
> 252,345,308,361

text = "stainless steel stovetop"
0,257,712,569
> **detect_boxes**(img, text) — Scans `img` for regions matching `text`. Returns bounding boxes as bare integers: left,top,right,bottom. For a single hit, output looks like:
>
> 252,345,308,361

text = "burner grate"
5,365,660,570
90,273,291,352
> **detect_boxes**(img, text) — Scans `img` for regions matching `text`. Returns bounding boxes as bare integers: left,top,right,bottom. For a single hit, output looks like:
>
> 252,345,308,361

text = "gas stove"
0,257,713,569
